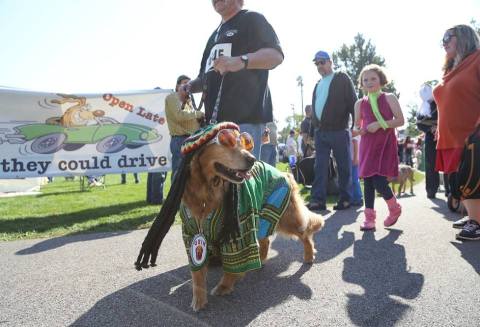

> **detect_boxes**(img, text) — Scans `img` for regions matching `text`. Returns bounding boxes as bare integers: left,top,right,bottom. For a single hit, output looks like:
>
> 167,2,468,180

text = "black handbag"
456,124,480,199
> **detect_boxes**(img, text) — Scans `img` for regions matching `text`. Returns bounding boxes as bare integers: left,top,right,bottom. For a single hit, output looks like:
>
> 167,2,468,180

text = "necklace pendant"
190,234,207,267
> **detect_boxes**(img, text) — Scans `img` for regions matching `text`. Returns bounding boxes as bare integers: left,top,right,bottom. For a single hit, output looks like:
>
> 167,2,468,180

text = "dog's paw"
303,244,317,264
191,293,208,312
211,284,234,296
304,254,315,264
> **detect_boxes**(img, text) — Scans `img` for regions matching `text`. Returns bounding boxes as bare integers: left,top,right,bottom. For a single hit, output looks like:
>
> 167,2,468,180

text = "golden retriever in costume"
389,164,415,196
135,122,324,312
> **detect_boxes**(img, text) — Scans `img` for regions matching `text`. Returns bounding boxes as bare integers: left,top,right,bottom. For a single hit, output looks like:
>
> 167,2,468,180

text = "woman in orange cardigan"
433,24,480,241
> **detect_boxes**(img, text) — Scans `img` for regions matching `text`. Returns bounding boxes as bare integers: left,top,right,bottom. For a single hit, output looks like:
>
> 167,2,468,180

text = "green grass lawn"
0,173,168,241
0,165,424,241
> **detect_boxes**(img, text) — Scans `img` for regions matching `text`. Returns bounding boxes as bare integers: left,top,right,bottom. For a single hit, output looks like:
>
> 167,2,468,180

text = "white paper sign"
0,88,173,178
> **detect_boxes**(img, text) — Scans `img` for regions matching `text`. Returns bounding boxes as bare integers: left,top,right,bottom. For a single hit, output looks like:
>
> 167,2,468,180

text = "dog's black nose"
245,152,256,166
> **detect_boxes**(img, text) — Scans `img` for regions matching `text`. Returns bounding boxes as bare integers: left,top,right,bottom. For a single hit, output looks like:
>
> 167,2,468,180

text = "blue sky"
1,0,479,128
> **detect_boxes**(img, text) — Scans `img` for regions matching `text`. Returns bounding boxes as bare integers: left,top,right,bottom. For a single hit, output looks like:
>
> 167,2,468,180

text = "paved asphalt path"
1,183,479,327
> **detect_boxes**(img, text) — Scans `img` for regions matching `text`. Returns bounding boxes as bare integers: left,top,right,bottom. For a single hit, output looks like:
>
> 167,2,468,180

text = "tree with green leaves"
278,114,303,143
332,33,399,98
405,103,421,137
471,19,479,34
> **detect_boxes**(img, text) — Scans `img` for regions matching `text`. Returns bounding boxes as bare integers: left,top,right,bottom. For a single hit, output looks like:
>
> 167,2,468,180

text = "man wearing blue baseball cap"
313,50,330,62
307,50,357,211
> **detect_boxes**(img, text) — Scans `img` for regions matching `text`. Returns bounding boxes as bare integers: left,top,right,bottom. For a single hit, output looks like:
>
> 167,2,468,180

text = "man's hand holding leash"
213,55,246,75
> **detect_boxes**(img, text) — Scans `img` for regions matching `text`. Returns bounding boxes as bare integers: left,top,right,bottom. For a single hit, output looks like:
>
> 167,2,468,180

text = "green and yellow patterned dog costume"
181,160,292,273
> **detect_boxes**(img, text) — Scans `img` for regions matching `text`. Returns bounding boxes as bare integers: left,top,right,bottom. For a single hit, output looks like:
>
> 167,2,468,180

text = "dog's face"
398,166,414,181
196,142,256,184
78,109,96,121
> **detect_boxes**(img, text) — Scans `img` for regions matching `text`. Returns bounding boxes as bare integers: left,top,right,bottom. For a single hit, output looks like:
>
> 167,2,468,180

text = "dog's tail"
306,211,324,234
283,172,324,235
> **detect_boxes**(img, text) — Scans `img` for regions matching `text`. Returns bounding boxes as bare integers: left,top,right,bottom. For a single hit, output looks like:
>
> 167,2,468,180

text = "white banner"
0,88,172,178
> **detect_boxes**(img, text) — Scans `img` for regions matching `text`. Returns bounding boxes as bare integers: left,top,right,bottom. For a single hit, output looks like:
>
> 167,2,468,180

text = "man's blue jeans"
351,164,363,204
260,143,277,167
146,172,165,204
310,129,352,204
239,123,264,160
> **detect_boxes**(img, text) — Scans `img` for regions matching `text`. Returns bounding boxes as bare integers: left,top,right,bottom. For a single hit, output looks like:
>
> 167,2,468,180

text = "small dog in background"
389,164,415,197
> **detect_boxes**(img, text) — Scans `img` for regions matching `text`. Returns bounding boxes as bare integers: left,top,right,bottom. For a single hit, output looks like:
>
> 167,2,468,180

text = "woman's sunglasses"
209,129,254,151
442,32,456,46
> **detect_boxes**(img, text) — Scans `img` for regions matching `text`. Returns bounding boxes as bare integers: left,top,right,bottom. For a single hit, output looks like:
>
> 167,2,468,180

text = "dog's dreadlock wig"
135,122,241,270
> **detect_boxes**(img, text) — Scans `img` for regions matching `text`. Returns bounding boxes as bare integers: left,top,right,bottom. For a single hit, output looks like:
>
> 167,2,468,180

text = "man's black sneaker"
456,220,480,241
333,201,351,210
351,200,364,207
452,217,470,229
307,202,326,211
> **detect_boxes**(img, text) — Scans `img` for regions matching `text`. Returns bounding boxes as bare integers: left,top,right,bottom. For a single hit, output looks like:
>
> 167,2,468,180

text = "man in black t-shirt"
187,0,283,159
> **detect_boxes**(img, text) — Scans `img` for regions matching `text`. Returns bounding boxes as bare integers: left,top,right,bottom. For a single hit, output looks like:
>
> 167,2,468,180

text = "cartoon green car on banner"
6,117,162,154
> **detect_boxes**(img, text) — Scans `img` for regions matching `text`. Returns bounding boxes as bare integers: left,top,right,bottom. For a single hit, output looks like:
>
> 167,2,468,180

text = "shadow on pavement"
3,201,148,236
343,230,424,327
396,193,415,199
418,198,479,276
428,198,463,222
450,241,480,274
15,232,129,255
15,213,159,256
72,244,314,327
314,209,360,263
15,230,131,255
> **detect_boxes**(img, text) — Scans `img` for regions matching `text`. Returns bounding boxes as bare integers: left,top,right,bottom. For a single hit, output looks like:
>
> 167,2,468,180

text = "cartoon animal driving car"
5,116,162,154
50,93,105,127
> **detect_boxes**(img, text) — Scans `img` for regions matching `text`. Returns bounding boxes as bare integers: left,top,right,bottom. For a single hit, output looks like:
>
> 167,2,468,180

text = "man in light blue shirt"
307,50,357,211
314,71,334,120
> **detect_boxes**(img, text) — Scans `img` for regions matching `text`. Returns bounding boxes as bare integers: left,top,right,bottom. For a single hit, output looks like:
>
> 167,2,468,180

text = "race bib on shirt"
205,43,232,73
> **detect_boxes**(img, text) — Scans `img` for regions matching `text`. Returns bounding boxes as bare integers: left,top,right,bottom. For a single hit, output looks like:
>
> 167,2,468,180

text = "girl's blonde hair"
357,64,389,89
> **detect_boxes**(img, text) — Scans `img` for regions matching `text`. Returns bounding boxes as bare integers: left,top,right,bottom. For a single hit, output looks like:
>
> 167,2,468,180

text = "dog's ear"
189,152,202,174
189,151,209,186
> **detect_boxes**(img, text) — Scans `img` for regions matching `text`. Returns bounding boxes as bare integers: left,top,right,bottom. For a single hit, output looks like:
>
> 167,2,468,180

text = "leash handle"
182,73,224,125
189,90,205,112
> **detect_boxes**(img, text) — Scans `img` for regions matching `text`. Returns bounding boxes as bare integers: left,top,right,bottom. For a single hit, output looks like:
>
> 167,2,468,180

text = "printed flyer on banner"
0,88,172,179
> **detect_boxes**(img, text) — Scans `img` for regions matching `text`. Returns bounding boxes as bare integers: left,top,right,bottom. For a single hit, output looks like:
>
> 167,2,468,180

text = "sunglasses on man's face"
442,32,456,46
209,129,254,151
315,60,327,66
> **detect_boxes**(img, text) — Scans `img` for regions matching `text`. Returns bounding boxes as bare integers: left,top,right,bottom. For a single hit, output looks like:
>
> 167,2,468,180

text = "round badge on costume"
190,234,207,266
